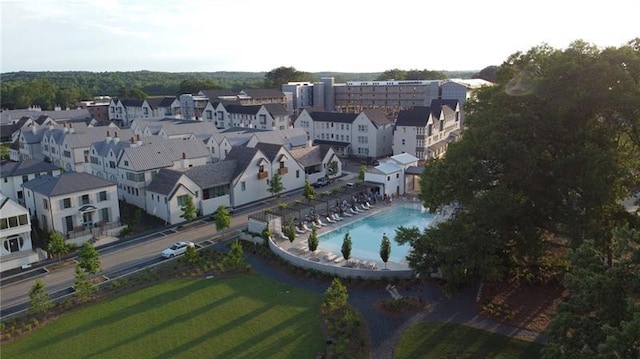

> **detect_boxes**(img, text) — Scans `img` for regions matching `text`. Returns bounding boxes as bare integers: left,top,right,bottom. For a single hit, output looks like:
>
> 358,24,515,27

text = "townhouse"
146,96,180,117
108,98,153,127
0,159,61,204
145,161,237,224
116,138,211,208
294,108,393,158
225,103,290,130
0,194,39,271
393,99,461,160
288,144,342,184
21,172,120,246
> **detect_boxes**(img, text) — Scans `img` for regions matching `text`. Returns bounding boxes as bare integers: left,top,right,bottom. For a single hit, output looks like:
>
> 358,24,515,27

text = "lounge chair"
326,216,336,224
296,226,306,234
365,201,374,208
316,218,328,226
349,208,358,215
343,211,353,217
333,256,344,264
324,252,338,262
334,213,344,221
331,213,341,221
358,204,369,211
303,223,312,231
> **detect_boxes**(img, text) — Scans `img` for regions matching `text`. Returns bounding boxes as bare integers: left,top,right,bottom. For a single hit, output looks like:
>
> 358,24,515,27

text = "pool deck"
272,196,439,271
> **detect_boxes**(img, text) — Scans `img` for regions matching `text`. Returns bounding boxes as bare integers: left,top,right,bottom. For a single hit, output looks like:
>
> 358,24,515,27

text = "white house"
146,97,180,117
385,153,420,193
116,138,211,209
108,98,153,127
289,144,342,184
294,108,393,158
21,172,121,246
225,104,290,130
224,146,281,209
0,194,40,271
364,161,405,198
251,142,306,194
393,99,461,160
145,161,237,224
0,159,61,204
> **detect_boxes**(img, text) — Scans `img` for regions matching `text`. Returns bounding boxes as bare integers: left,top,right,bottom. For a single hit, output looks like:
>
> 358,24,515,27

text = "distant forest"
0,68,481,110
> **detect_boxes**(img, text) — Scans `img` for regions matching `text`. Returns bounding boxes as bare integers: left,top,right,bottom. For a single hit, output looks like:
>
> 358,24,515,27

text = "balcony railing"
278,167,288,175
257,171,268,179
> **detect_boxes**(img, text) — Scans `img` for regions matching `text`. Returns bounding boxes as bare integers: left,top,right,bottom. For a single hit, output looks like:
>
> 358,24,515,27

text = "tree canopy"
397,39,640,295
263,66,316,88
376,68,448,81
77,242,101,276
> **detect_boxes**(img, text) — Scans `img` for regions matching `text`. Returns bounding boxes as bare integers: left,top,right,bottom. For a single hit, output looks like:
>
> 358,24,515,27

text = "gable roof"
361,108,391,127
22,172,115,197
263,103,289,117
0,159,59,178
250,127,308,148
145,168,184,195
395,107,433,127
224,146,262,180
371,162,402,175
390,153,419,165
253,142,285,162
120,139,210,171
146,97,177,109
309,111,358,124
289,145,323,167
225,104,262,115
183,160,237,188
199,89,238,99
119,98,146,107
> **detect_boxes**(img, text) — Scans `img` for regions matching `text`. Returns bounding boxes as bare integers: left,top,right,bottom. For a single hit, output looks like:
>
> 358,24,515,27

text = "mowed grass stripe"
4,274,325,359
394,322,543,359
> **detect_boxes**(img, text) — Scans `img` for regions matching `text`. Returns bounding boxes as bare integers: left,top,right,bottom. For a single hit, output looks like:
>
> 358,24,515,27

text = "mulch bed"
478,281,567,332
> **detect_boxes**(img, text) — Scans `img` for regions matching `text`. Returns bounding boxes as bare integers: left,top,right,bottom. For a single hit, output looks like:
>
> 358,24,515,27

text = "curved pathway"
243,250,547,359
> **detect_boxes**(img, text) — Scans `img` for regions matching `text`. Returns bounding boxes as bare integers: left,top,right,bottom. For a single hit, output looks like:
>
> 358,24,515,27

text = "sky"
1,0,639,73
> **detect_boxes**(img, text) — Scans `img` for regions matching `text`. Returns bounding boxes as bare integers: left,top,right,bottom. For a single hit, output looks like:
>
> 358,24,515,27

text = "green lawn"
394,322,543,359
4,274,325,359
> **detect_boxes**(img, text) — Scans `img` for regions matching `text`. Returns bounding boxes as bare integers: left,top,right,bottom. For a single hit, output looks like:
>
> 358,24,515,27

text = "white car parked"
161,241,195,258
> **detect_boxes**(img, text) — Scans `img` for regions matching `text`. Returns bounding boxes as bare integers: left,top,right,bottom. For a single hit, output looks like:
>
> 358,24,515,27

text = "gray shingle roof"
263,103,289,117
184,160,237,188
119,98,145,107
21,172,115,196
289,145,323,167
145,168,184,195
224,146,261,180
395,107,432,127
225,105,261,115
253,143,284,162
251,128,308,148
120,138,211,171
0,159,59,178
240,88,285,99
309,112,358,124
362,108,391,128
146,97,177,109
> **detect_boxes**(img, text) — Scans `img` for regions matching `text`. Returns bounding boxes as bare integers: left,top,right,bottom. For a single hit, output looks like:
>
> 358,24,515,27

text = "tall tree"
543,227,640,359
358,166,367,182
73,264,95,303
77,242,101,277
179,78,220,94
302,179,316,201
322,277,349,313
180,195,197,222
308,226,319,252
264,66,316,88
286,219,296,243
267,173,285,197
380,233,391,269
47,231,69,262
377,69,406,81
397,40,640,294
213,205,231,233
341,232,352,264
29,279,52,317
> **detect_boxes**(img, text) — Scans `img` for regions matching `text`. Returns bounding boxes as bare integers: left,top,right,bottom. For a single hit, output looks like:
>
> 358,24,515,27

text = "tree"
261,222,272,242
308,226,319,252
358,166,366,182
47,231,69,262
264,66,316,88
285,219,296,243
179,78,220,94
29,279,52,316
180,195,197,222
213,205,231,233
322,277,349,313
77,242,101,277
380,233,391,269
184,245,201,266
73,264,95,303
327,160,339,177
302,179,316,201
225,239,245,269
341,232,352,264
400,40,640,294
267,173,285,197
473,65,498,83
543,227,640,359
377,68,406,81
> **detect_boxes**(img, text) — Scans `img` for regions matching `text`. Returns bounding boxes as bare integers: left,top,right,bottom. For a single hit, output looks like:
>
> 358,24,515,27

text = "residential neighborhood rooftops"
0,159,59,178
308,112,358,124
21,172,115,196
119,138,210,171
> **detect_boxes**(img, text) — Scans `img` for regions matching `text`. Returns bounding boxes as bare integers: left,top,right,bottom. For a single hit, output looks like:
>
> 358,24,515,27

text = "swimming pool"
318,204,434,264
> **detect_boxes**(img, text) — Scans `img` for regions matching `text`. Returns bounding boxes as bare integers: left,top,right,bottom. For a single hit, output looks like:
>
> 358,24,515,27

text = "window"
126,172,145,182
439,120,444,132
101,207,110,222
109,161,116,169
177,195,189,206
22,175,29,183
90,156,100,164
387,176,390,181
427,124,433,136
396,173,399,178
258,165,264,173
259,114,267,124
358,136,368,144
124,160,129,166
43,199,49,209
205,110,213,120
241,181,246,191
17,190,23,199
296,170,300,178
202,185,230,199
98,191,107,202
80,194,90,205
63,150,71,158
63,197,71,209
401,139,405,145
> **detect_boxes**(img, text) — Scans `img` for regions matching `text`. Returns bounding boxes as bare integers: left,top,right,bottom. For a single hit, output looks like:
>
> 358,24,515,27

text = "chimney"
106,130,112,143
136,133,142,145
69,123,75,134
182,152,186,159
307,134,312,148
181,152,188,168
63,122,69,133
113,131,120,144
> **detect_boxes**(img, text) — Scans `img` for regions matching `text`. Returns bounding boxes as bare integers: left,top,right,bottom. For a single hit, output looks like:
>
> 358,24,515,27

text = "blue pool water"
318,204,434,263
